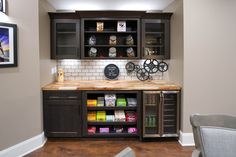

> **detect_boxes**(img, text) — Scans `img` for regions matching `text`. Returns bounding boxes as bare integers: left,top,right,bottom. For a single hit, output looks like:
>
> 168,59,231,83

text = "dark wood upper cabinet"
142,19,171,59
50,19,80,59
49,11,172,60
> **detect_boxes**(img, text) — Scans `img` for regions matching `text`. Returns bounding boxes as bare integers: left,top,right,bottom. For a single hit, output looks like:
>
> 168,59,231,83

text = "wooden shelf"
145,32,164,34
145,104,157,106
164,125,175,127
87,133,138,137
145,126,157,128
145,45,164,47
87,121,136,125
82,57,138,59
164,119,175,122
142,55,165,60
57,31,76,34
164,104,175,106
164,109,175,112
85,31,137,34
85,45,137,47
164,115,175,117
56,45,77,48
87,106,137,111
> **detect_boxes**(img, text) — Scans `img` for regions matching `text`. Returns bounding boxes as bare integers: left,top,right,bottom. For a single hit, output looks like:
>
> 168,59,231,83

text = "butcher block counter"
42,80,181,138
42,80,181,91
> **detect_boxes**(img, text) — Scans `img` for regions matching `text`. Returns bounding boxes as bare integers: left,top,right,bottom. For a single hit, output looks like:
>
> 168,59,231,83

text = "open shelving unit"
81,18,140,59
82,91,141,138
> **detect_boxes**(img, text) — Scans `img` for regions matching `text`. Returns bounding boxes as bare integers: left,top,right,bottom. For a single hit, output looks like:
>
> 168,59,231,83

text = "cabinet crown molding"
48,11,173,19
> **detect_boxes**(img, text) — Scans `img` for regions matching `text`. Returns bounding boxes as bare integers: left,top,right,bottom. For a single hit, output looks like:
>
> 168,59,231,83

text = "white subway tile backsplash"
89,69,96,72
96,69,103,72
57,60,168,81
92,73,98,76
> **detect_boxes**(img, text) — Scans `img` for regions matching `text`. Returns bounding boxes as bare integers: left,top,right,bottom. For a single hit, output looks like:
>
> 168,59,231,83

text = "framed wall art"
0,0,6,13
0,23,17,68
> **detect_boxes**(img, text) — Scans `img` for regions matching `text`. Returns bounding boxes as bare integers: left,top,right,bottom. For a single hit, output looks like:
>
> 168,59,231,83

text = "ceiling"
46,0,175,11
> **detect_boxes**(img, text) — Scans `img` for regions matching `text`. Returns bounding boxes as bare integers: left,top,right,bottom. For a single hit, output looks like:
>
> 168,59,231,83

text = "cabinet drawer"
43,90,81,100
44,100,81,106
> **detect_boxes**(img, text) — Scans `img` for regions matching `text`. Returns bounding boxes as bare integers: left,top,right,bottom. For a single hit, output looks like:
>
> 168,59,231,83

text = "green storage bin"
116,98,127,107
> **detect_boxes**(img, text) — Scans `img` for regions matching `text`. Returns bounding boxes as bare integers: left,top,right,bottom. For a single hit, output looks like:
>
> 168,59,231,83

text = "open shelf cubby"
82,91,141,137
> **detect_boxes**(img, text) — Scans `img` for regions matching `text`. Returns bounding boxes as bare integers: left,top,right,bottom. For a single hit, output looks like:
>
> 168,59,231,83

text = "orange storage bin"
87,100,97,106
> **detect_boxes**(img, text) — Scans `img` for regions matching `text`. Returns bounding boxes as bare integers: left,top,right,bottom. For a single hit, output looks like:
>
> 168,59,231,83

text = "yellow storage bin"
96,111,106,121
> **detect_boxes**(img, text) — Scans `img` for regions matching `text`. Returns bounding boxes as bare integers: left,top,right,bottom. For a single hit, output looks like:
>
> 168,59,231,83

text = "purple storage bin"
99,127,110,133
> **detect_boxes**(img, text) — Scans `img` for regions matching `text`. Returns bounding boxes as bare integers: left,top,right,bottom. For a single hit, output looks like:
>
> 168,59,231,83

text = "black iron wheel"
158,61,168,72
136,68,150,81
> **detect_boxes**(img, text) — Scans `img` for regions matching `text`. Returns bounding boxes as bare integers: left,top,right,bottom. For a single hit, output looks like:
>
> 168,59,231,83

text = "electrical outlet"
51,67,56,75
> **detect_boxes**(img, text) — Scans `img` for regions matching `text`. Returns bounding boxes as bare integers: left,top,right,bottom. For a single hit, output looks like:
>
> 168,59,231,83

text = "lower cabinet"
142,91,180,139
43,90,81,137
42,90,180,139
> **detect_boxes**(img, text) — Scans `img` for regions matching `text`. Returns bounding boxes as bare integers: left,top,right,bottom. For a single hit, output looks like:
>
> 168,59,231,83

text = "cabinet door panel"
51,19,80,59
44,100,81,137
142,91,161,137
142,91,180,139
43,90,81,100
162,91,179,137
142,19,170,59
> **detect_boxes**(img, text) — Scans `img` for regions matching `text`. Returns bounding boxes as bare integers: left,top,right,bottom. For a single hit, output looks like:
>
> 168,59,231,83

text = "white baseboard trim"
178,131,195,146
0,132,47,157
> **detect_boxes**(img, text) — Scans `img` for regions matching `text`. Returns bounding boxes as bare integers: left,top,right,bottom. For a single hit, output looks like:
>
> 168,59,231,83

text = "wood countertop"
42,80,181,91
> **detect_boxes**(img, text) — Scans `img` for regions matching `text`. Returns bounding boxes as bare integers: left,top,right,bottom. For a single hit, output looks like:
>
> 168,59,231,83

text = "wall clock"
104,64,120,80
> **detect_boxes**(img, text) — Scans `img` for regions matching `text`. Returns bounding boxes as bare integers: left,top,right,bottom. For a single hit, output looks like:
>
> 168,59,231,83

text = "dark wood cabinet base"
43,90,180,140
43,90,82,137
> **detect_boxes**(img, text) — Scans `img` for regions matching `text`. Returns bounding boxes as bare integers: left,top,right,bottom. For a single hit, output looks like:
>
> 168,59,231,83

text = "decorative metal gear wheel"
136,68,150,81
125,62,135,73
158,61,168,72
143,59,159,74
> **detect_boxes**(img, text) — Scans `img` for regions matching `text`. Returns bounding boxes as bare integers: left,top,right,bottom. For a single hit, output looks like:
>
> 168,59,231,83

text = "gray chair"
114,147,136,157
190,114,236,157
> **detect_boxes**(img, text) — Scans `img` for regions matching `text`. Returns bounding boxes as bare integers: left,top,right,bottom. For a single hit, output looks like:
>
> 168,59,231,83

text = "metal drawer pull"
48,96,79,99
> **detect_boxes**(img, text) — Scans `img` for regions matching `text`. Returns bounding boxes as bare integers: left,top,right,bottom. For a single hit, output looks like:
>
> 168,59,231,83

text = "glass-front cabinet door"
143,91,161,137
142,91,180,139
162,91,179,137
142,19,170,59
52,19,80,59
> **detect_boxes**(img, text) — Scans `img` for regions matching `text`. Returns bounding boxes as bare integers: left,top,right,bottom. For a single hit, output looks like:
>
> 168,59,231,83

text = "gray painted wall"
39,0,56,87
164,0,184,130
0,0,41,150
2,0,236,151
183,0,236,132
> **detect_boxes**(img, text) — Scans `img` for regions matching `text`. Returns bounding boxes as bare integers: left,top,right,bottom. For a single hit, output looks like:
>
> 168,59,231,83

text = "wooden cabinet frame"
51,19,80,59
141,19,171,59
